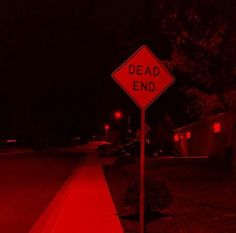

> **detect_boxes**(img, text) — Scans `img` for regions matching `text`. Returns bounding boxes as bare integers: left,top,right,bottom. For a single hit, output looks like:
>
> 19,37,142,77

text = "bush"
123,178,172,214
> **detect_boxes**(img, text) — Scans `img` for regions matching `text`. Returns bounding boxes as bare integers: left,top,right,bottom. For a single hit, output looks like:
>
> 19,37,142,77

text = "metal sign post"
112,45,175,233
140,109,145,233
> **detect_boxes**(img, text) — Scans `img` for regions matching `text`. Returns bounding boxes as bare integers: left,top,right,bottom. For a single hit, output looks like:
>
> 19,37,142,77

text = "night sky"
0,0,234,140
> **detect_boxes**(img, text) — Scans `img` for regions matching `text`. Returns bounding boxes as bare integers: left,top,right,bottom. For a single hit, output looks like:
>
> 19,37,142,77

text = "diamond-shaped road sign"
112,45,175,109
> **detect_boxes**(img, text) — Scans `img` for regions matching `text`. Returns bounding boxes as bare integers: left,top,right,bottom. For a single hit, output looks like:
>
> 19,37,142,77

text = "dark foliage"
123,178,172,214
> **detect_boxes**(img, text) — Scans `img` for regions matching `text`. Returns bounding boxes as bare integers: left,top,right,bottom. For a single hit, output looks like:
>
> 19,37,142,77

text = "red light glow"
186,131,191,139
174,134,179,142
104,124,110,130
114,111,122,119
213,122,221,133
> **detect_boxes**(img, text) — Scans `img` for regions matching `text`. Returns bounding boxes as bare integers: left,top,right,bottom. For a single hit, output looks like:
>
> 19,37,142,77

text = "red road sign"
112,45,175,109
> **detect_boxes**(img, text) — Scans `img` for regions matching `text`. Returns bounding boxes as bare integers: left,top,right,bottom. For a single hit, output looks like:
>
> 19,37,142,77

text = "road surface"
0,149,84,233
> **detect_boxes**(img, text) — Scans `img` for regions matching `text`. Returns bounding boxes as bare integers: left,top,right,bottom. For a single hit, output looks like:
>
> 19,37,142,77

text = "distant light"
186,131,191,139
7,139,17,143
104,124,110,130
213,122,221,133
114,111,122,119
173,134,179,142
146,138,151,144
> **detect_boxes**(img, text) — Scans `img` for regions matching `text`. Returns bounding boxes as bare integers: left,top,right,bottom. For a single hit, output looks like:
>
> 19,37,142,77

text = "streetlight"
114,111,123,120
104,124,110,141
113,110,132,141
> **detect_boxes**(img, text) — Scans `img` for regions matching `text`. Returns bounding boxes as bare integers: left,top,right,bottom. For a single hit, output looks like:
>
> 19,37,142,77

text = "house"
173,111,236,157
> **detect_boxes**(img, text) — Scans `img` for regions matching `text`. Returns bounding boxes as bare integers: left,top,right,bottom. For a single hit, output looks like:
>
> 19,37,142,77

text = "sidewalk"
30,152,124,233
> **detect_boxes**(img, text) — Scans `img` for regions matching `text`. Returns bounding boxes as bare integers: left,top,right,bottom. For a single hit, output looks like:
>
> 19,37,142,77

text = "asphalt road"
0,149,84,233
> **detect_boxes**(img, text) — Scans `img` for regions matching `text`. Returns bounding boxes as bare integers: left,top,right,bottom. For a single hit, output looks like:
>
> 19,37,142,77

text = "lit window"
173,134,179,142
186,131,191,139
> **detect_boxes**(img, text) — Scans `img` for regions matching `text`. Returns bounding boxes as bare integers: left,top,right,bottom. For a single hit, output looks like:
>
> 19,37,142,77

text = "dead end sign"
112,45,175,233
112,45,175,109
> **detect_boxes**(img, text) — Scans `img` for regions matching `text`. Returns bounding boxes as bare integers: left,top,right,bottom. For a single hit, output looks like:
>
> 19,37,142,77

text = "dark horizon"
0,0,235,141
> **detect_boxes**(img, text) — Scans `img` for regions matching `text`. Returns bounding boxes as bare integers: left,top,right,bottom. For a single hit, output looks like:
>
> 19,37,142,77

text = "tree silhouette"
158,0,236,118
